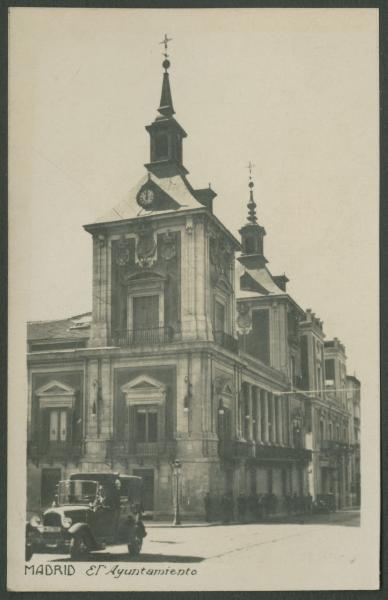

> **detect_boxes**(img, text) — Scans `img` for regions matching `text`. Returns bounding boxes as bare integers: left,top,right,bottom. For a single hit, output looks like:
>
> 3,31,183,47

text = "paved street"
28,510,369,590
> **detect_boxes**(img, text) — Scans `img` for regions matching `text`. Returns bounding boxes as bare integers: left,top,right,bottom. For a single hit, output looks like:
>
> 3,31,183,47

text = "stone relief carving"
236,302,252,333
115,235,131,266
209,233,233,287
135,222,157,268
160,230,177,261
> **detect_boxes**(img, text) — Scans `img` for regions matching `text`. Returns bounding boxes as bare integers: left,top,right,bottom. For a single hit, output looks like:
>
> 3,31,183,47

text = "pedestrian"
270,493,278,516
248,492,258,522
285,493,292,516
204,492,212,522
262,493,270,520
221,494,230,523
227,493,234,523
291,492,298,514
256,494,264,521
237,493,247,522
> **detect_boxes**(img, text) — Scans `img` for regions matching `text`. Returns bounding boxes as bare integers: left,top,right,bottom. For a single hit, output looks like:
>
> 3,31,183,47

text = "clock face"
138,188,155,209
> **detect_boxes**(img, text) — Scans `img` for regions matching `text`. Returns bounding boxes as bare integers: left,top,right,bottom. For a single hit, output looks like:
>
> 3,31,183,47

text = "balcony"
218,439,312,462
27,440,83,463
107,440,176,460
112,326,177,347
255,444,312,462
218,440,255,460
321,440,350,453
213,330,239,354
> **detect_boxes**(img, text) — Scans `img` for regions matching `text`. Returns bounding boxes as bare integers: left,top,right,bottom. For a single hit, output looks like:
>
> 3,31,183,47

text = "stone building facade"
26,51,360,518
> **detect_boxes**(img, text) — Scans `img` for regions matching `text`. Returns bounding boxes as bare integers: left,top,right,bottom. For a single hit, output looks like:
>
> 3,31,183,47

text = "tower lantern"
145,34,188,178
238,163,268,269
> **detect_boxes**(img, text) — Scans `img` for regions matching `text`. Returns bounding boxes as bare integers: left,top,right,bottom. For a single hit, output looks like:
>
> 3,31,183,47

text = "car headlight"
29,515,42,528
62,517,72,529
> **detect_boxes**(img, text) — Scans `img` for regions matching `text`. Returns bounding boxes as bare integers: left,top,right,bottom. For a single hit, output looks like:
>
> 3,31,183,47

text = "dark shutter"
40,409,50,453
148,411,158,442
136,410,146,442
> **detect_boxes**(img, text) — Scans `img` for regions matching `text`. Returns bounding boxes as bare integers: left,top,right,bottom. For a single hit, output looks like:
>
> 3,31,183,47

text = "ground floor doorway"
41,467,61,508
133,468,155,511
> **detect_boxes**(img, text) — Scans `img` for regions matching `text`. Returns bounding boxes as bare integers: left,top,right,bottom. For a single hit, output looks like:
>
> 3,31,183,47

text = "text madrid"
25,564,198,577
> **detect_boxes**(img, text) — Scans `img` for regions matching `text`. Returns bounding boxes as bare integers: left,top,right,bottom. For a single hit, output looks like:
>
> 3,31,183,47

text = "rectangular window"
300,335,309,389
49,409,67,442
281,469,288,495
136,410,147,442
135,407,158,443
317,366,322,395
319,420,324,442
325,359,335,383
260,390,266,440
252,394,258,441
133,295,159,330
248,309,270,364
214,300,226,333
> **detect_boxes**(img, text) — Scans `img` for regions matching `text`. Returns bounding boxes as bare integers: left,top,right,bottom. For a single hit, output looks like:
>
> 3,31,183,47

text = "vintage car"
313,493,336,513
26,472,146,561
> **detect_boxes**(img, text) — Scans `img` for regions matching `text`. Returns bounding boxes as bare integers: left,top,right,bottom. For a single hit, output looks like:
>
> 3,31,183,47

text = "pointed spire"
246,161,257,224
158,34,175,118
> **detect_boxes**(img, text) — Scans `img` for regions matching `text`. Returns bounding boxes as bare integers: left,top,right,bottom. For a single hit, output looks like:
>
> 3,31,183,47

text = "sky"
9,7,379,391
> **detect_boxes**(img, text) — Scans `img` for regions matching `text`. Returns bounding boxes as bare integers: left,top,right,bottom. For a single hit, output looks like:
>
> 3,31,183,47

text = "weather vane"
160,34,172,59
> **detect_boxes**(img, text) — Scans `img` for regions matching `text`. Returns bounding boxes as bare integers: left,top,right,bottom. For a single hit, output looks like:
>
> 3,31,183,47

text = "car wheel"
25,544,33,562
69,534,89,560
127,531,143,557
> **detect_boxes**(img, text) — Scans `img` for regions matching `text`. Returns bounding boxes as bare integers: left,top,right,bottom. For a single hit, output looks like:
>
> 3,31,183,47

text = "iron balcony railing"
218,439,312,462
321,440,350,453
218,440,255,460
27,440,83,460
107,440,177,459
213,330,239,354
112,326,176,347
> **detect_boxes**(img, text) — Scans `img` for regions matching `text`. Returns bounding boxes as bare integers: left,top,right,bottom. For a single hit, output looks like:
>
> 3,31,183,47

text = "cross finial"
160,34,172,58
246,162,257,223
246,161,255,180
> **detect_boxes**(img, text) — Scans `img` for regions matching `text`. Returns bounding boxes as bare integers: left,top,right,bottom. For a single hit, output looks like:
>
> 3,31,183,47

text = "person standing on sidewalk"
204,492,212,522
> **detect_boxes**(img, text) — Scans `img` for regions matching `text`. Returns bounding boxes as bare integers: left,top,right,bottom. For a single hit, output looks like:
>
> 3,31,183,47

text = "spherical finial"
249,181,254,189
163,58,170,71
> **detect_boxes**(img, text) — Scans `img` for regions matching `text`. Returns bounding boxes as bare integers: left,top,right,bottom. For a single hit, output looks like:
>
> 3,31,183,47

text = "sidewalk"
145,509,360,528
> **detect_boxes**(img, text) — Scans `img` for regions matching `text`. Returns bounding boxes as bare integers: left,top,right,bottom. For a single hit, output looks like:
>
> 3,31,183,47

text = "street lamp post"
172,459,182,526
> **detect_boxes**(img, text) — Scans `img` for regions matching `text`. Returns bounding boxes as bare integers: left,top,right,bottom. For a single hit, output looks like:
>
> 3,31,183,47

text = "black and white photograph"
7,5,379,591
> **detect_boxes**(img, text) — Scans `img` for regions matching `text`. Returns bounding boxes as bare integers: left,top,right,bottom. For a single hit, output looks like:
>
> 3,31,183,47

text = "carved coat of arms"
236,302,252,332
160,231,177,261
136,222,157,268
115,236,131,266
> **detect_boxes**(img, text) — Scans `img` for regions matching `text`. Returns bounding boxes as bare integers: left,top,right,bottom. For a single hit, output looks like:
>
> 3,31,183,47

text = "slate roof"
92,173,204,225
236,261,285,299
28,312,91,341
